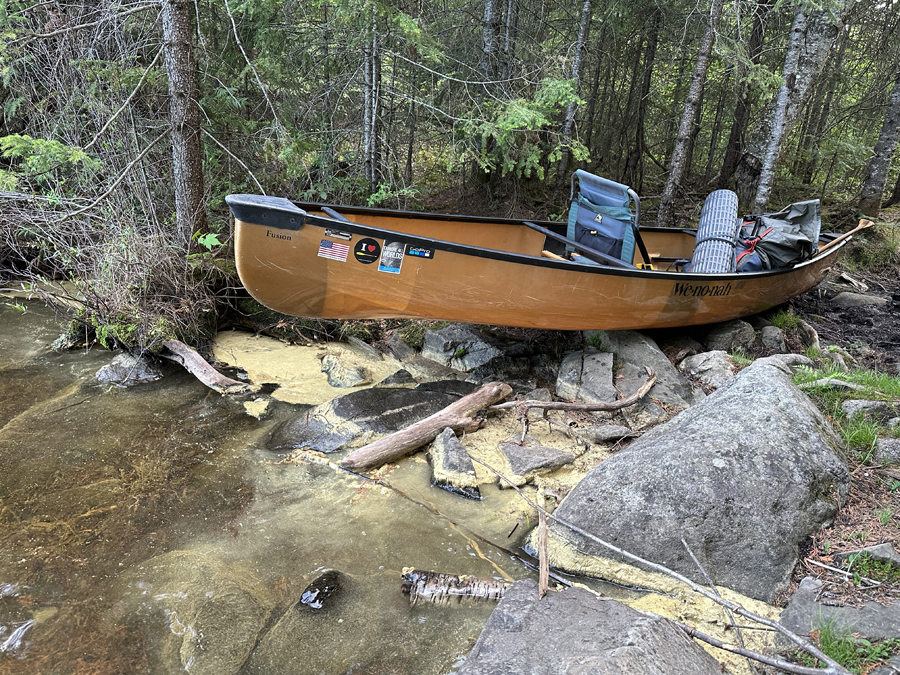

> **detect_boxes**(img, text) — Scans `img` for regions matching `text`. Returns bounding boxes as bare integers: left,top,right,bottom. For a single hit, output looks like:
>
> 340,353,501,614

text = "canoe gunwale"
225,193,848,284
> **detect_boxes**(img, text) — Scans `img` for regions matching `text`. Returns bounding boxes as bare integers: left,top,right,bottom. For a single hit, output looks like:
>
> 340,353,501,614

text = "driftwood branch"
470,458,852,675
160,339,252,394
341,382,513,470
492,367,656,441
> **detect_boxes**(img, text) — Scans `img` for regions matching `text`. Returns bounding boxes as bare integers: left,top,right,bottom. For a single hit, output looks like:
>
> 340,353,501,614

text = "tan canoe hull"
229,196,843,331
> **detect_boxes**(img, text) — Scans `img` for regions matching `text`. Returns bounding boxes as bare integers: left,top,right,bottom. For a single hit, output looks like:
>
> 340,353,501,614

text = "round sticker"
354,238,381,264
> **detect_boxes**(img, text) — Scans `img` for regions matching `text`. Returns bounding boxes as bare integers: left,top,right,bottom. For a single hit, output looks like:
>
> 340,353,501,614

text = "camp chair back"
567,170,649,266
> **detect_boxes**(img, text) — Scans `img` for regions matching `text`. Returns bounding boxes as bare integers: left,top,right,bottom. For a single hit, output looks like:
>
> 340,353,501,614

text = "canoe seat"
567,171,649,266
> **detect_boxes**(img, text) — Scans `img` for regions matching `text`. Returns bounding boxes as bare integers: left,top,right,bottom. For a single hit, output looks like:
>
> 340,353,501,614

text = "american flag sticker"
318,239,350,262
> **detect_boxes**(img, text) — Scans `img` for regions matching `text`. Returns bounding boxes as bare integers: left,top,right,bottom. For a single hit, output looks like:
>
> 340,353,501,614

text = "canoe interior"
229,195,845,331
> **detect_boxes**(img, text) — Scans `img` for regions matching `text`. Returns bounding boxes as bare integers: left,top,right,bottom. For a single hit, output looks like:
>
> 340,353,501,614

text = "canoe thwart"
522,221,637,270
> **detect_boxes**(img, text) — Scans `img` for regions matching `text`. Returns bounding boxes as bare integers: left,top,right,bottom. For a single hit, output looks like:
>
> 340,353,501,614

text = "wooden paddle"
817,218,874,255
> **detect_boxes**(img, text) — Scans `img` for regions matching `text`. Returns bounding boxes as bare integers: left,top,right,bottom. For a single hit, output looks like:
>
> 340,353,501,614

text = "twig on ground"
491,367,656,441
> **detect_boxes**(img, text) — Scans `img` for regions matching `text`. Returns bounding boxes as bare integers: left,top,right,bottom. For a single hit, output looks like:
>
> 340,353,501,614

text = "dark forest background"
1,0,899,347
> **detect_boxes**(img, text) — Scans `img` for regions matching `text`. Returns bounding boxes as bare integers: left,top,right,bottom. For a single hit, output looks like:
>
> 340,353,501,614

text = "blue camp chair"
567,170,648,267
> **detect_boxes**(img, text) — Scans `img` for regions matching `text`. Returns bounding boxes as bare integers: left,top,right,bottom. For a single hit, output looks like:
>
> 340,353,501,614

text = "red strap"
736,227,773,265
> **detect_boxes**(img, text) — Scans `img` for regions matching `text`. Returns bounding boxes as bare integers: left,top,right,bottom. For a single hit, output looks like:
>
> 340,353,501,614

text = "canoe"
225,194,852,331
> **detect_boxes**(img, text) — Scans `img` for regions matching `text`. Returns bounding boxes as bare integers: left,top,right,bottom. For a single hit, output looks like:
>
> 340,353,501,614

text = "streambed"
0,299,625,674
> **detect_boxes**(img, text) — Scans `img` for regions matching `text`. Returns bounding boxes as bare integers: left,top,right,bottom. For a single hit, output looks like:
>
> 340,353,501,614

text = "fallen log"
161,339,253,394
340,381,513,471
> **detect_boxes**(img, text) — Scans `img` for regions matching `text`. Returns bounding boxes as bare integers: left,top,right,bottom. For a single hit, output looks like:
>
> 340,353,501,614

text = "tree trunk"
160,0,206,248
623,12,660,190
363,4,380,195
501,0,518,79
656,0,726,227
735,3,850,212
480,0,503,77
718,0,771,188
555,0,592,189
859,63,900,216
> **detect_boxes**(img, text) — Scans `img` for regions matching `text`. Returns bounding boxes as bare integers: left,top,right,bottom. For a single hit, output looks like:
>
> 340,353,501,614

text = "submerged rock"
298,570,342,610
267,381,477,453
541,356,850,603
460,579,724,675
96,352,163,387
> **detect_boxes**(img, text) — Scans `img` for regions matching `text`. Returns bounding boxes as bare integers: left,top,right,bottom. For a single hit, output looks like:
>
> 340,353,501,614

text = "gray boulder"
704,319,756,353
497,435,574,485
760,325,787,353
460,579,723,675
555,348,616,404
267,381,476,453
430,427,480,498
421,324,502,372
831,292,890,308
875,437,900,465
678,350,735,389
543,356,850,603
96,352,163,386
781,576,900,641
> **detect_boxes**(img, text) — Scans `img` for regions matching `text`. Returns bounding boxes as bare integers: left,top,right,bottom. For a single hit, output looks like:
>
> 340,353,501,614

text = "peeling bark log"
161,339,252,394
341,381,513,471
401,568,509,605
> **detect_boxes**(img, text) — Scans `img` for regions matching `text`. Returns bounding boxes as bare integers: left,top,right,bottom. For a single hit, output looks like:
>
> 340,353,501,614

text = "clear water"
0,300,547,674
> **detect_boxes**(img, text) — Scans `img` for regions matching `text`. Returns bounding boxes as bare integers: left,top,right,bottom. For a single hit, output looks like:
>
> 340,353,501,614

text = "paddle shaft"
817,219,873,255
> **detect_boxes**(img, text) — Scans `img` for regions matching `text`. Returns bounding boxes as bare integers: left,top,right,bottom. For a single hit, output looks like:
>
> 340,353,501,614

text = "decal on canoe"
354,238,381,264
318,239,350,262
267,230,292,241
325,228,352,241
671,281,732,298
406,245,434,259
378,241,406,274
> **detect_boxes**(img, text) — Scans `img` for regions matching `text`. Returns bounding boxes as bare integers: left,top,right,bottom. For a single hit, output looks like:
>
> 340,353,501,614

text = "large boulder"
460,579,723,675
543,356,850,603
267,381,476,453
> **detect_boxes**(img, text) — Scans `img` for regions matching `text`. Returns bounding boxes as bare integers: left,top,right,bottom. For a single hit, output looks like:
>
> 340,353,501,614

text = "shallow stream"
0,299,601,674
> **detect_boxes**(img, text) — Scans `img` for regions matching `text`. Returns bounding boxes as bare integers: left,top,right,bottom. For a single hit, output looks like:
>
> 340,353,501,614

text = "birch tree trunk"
556,0,592,189
735,3,850,212
480,0,503,77
656,0,725,227
859,63,900,216
363,4,380,195
161,0,207,248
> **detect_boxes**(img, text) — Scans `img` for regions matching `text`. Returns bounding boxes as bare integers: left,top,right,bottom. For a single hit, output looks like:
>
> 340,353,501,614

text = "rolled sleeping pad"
690,189,740,274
